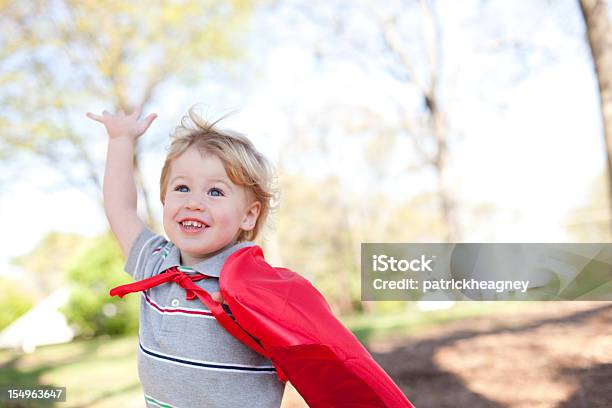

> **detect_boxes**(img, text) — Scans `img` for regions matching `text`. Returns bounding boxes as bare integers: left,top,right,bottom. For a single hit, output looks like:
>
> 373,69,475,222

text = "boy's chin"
178,240,235,260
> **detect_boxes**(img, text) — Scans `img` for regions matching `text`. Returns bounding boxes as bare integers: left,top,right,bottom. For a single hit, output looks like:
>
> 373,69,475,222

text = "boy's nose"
185,197,205,211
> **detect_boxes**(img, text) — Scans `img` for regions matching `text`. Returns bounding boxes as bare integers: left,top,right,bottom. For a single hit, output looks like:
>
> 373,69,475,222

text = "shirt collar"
160,240,256,278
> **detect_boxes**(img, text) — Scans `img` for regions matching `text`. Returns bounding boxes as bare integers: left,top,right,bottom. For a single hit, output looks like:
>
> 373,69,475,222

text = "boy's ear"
241,201,261,231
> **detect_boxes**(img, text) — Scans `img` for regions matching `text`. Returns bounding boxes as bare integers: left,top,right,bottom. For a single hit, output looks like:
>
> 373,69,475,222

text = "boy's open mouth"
178,219,209,233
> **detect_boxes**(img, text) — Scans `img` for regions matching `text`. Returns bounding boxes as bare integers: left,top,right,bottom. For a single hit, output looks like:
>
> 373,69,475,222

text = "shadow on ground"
556,363,612,408
370,303,612,408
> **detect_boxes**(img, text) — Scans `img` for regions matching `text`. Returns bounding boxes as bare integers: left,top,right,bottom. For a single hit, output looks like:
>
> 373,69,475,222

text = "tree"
274,169,445,315
579,0,612,235
285,0,462,241
275,173,358,315
0,0,260,227
0,278,35,331
11,231,86,295
62,231,139,337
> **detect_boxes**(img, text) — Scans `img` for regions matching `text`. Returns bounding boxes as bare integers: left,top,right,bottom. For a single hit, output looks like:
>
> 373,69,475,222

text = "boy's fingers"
86,112,102,122
141,113,157,132
102,110,110,116
131,106,142,118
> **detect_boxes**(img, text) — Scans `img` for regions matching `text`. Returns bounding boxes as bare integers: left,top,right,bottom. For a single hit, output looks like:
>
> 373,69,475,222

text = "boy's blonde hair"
160,107,277,242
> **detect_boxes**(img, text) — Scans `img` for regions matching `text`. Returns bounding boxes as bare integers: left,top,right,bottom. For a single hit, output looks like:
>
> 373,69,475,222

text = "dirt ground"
281,302,612,408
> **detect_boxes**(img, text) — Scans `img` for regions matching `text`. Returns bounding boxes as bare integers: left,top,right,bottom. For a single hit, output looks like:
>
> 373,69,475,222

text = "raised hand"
86,107,157,141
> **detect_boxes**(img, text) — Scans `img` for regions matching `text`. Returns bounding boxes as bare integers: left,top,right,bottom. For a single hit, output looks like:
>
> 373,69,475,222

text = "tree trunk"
428,81,461,242
579,0,612,235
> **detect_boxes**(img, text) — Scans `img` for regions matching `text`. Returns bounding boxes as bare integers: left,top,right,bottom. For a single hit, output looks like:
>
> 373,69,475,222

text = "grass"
0,335,143,407
0,301,531,407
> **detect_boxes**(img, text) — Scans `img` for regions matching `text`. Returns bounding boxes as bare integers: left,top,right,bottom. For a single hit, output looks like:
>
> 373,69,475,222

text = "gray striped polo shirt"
124,226,285,408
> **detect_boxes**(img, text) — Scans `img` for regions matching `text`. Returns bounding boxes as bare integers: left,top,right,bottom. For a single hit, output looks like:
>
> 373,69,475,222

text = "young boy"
86,107,285,407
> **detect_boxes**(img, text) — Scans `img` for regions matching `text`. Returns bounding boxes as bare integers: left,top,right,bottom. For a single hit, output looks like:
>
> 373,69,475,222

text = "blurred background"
1,0,611,407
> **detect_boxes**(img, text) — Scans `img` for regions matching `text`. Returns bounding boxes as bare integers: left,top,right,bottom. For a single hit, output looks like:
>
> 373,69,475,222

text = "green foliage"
0,278,35,331
61,232,138,338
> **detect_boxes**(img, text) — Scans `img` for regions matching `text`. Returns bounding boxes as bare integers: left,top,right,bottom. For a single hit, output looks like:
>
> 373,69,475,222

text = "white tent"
0,287,74,353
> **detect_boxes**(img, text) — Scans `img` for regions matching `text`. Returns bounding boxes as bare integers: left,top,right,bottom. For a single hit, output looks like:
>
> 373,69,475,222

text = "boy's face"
162,146,260,266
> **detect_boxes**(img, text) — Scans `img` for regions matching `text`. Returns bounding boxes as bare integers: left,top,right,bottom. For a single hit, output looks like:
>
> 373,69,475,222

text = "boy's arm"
87,108,157,258
103,137,145,258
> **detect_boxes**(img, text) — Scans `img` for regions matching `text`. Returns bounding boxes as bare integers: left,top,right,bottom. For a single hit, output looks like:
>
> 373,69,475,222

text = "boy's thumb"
142,113,157,131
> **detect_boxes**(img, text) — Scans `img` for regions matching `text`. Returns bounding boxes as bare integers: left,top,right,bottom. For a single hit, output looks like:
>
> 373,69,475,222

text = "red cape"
111,245,415,407
217,245,414,408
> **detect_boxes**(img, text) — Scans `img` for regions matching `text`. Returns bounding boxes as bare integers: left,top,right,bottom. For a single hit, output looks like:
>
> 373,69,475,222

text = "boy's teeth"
181,220,203,227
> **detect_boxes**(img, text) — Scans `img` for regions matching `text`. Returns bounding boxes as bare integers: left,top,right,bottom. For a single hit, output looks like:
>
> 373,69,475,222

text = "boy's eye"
174,184,189,193
208,187,224,197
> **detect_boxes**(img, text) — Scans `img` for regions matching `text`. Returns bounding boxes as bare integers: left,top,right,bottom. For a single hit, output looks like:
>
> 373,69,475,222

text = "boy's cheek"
162,208,176,228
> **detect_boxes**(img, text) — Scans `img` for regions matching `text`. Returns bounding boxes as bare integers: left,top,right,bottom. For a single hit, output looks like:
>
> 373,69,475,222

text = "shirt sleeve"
124,225,169,280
